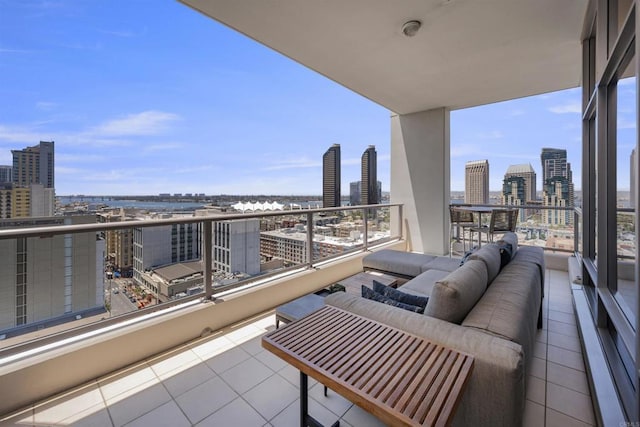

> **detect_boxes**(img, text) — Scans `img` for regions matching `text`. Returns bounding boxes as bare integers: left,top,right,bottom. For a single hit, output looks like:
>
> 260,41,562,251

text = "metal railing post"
363,208,369,249
204,220,213,300
306,212,313,267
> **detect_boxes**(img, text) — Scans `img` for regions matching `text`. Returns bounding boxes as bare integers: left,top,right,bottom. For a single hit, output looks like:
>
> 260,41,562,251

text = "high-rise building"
541,148,570,183
350,180,382,206
132,214,202,294
349,181,361,206
0,166,11,183
213,219,260,275
504,164,537,202
12,141,55,189
465,160,489,204
502,176,526,222
322,144,341,208
540,148,574,224
10,141,55,217
97,209,135,276
0,216,104,333
361,145,378,205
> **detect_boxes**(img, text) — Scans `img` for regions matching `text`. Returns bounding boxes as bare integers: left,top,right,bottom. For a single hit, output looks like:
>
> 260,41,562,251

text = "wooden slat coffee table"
262,305,474,427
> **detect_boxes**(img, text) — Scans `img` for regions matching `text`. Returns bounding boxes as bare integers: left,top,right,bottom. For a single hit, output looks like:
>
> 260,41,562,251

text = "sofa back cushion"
424,259,488,324
468,244,501,284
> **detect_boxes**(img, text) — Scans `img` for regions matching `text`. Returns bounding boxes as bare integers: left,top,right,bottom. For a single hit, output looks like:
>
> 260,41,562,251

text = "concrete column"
391,108,450,255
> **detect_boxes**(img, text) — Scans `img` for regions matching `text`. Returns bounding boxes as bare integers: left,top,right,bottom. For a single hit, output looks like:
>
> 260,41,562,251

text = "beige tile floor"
1,268,595,426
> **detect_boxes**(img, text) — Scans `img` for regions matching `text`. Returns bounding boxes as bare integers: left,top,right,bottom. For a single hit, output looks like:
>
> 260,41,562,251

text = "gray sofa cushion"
400,269,451,298
462,261,542,362
468,244,501,284
362,249,435,277
425,260,488,324
421,256,462,273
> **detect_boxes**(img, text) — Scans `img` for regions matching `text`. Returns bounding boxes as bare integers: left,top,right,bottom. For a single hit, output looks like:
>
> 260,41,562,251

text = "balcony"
0,205,607,425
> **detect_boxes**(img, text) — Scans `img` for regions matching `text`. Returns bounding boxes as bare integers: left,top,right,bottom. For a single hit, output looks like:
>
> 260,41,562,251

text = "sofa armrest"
325,292,525,427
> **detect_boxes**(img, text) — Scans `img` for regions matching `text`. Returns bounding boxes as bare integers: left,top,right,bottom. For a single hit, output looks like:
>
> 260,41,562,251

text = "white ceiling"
179,0,589,115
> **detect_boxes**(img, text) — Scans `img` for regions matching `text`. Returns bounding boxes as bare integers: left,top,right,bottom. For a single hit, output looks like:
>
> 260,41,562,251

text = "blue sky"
0,1,634,195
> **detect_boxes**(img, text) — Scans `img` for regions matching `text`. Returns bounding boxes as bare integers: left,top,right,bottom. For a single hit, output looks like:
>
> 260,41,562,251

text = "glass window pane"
615,53,636,327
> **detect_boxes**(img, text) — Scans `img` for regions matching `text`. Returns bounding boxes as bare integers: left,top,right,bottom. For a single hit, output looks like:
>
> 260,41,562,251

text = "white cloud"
0,48,33,54
263,157,320,171
93,111,180,136
618,118,636,129
143,142,184,153
548,102,581,114
36,101,57,111
0,125,51,143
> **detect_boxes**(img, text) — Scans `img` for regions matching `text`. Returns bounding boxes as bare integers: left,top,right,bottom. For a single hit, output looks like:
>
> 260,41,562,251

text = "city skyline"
1,2,633,196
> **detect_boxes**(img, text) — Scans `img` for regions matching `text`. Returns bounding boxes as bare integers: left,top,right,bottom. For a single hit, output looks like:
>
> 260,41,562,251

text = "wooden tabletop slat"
295,314,359,357
303,316,372,362
421,352,467,426
276,308,352,348
384,343,441,407
362,336,424,395
330,326,396,379
341,329,405,385
406,349,457,420
262,305,474,426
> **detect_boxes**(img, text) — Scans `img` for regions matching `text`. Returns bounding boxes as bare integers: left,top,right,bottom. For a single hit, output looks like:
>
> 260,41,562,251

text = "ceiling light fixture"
401,20,422,37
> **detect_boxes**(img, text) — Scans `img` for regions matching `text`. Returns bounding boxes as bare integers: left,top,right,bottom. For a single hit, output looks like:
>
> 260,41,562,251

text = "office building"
504,164,536,202
97,209,135,276
322,144,341,208
465,160,489,204
0,166,11,183
543,177,573,225
361,145,378,205
12,141,55,189
540,148,574,224
541,147,570,183
132,214,201,295
350,180,382,206
213,219,260,275
502,176,526,222
0,216,104,333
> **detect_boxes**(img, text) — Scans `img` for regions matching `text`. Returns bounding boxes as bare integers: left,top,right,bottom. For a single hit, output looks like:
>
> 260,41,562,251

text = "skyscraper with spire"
322,144,341,208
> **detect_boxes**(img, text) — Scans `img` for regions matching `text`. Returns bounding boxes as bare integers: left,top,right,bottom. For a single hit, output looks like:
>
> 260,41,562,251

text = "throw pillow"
361,285,424,314
372,280,429,310
496,242,513,270
459,246,478,266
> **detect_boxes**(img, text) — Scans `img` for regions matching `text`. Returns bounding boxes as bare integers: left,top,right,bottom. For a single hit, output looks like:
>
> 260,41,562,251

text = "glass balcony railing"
0,203,402,354
449,203,578,254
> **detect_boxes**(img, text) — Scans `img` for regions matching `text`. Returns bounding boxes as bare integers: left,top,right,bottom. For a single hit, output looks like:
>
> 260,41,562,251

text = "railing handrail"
0,203,402,239
450,203,576,211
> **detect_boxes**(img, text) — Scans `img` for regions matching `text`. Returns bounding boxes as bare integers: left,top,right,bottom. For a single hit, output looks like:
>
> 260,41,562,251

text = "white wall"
391,108,450,255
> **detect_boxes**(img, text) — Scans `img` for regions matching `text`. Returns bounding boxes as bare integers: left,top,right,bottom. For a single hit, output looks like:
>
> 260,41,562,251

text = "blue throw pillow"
372,280,429,311
459,246,478,266
496,242,513,269
361,286,424,314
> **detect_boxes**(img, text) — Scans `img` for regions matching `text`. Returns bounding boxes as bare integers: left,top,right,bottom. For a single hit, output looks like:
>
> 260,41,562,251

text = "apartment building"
322,143,341,208
464,160,489,204
0,216,104,335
